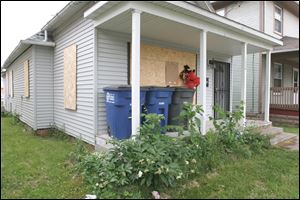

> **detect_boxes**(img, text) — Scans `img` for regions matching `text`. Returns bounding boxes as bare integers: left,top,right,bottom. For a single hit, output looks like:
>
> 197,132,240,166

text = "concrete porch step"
270,132,298,146
260,126,284,137
95,134,114,151
276,135,299,151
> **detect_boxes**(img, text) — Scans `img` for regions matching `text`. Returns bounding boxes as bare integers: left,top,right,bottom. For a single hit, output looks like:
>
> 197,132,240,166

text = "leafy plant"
48,124,70,140
73,102,271,198
9,111,21,125
177,103,203,134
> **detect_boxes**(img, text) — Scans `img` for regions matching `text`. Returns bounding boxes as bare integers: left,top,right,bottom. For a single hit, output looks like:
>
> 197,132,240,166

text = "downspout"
44,30,48,42
252,54,255,113
263,1,266,32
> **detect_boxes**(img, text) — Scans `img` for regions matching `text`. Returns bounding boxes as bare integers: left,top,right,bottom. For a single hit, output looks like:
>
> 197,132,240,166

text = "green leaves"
72,103,270,198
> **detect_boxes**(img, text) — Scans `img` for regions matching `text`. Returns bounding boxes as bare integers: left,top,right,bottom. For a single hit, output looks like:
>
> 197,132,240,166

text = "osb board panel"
64,44,77,110
23,60,29,97
130,43,196,86
165,61,179,85
141,59,166,86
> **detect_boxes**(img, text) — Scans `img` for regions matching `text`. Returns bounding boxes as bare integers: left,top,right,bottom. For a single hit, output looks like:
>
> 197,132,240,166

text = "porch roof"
85,1,282,56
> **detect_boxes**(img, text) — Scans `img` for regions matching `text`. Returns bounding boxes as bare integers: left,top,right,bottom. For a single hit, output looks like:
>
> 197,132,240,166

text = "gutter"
41,1,78,31
271,48,299,54
2,40,55,70
21,40,55,47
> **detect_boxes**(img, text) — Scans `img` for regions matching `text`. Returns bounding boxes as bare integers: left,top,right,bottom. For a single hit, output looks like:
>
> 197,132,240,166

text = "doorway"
214,61,230,119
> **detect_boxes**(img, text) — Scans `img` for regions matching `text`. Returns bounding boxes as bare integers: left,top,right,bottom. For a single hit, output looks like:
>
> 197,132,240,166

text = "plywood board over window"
129,43,197,86
64,44,77,110
23,60,29,97
165,61,179,85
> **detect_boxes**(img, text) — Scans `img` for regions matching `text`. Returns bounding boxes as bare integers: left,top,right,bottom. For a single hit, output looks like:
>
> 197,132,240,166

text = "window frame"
273,62,283,87
273,4,283,35
293,68,299,88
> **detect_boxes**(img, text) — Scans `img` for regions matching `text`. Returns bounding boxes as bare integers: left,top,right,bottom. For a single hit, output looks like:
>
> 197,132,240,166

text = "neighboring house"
211,1,299,124
1,1,282,147
1,81,4,107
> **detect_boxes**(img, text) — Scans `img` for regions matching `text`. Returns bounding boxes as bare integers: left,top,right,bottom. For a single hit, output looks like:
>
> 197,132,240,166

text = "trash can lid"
170,86,195,92
103,85,148,91
146,86,175,91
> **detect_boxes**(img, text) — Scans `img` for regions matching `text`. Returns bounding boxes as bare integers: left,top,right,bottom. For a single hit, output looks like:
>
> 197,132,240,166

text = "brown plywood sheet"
139,43,196,86
64,44,77,110
23,60,29,97
165,61,179,86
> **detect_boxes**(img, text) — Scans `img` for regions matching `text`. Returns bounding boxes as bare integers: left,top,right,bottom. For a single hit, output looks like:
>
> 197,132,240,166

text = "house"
211,1,299,125
1,80,4,107
1,1,282,148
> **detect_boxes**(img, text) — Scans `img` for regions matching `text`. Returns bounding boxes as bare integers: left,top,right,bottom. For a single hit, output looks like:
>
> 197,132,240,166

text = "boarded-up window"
64,44,77,110
24,60,29,97
165,61,179,85
130,43,196,86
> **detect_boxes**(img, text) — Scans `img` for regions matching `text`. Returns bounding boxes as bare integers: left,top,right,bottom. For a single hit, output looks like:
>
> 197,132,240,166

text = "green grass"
163,148,299,199
1,117,91,199
282,126,299,134
1,117,299,199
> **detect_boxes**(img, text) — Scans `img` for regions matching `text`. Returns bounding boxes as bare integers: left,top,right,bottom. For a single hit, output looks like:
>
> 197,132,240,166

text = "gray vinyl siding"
97,30,129,135
6,47,35,128
97,30,232,135
52,7,95,144
271,62,295,87
225,1,260,30
35,45,54,129
282,64,294,87
232,53,260,113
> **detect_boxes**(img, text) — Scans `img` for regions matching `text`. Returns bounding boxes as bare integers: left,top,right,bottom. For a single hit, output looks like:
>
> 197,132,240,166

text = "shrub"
47,124,70,140
74,102,271,198
9,112,21,125
75,114,199,198
1,110,11,118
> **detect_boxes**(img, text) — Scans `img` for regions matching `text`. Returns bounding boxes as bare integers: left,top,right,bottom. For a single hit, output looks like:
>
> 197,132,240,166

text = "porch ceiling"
98,11,265,56
272,51,299,65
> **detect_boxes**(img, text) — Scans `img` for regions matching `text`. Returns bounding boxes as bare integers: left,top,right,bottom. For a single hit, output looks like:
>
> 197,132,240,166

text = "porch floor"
95,119,272,151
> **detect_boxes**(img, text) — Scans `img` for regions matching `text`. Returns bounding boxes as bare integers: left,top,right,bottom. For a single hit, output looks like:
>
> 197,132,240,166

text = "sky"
1,1,70,75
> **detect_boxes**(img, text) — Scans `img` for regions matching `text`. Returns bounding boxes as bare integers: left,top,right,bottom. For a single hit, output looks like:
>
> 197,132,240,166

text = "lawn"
281,126,299,135
164,148,299,199
1,116,299,199
1,117,90,199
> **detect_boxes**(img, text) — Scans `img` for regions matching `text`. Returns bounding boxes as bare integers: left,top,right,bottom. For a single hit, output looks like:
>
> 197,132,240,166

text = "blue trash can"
145,87,175,127
103,86,148,140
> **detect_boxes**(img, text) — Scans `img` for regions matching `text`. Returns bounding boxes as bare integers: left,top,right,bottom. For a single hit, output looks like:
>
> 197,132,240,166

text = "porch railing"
270,87,299,110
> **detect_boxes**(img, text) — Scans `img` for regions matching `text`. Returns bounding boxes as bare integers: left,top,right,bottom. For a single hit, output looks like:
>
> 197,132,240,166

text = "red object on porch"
185,71,200,89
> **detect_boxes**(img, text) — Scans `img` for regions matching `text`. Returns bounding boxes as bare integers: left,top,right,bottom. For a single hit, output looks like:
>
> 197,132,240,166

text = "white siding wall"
265,1,299,38
6,47,35,128
271,62,295,87
283,9,299,38
232,53,260,113
97,30,128,135
196,52,232,117
97,30,232,135
224,1,261,114
52,8,95,144
225,1,260,30
35,46,54,129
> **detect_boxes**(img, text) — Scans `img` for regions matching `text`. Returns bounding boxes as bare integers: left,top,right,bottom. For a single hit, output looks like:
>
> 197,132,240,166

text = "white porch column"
241,42,247,126
131,9,141,136
199,30,207,134
264,50,271,122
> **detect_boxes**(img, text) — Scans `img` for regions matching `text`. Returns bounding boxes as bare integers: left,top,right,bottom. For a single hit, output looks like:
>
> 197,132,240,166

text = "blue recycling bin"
145,87,175,127
103,86,148,140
